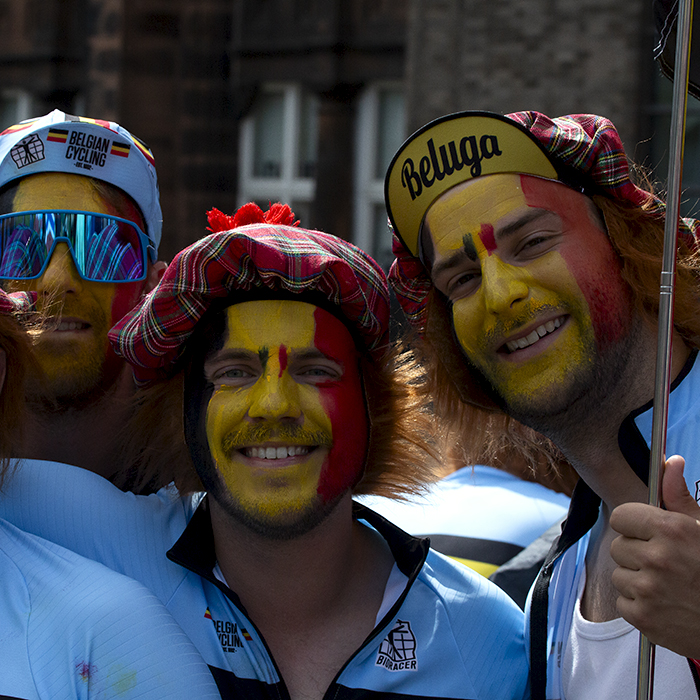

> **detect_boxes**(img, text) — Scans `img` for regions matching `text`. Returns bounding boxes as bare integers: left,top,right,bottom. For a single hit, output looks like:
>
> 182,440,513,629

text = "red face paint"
520,175,632,349
479,223,497,255
311,307,368,501
278,344,288,378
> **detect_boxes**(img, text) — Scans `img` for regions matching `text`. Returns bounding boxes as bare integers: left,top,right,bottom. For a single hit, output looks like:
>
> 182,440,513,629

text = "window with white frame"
238,83,319,223
353,83,406,270
0,89,33,131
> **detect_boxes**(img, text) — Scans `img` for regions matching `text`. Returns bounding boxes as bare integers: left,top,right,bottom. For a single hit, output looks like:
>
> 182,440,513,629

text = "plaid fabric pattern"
0,289,35,316
390,111,700,331
110,223,390,385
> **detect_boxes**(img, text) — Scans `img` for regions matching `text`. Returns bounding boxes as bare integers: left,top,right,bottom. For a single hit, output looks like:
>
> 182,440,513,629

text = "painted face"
424,173,634,418
7,172,147,401
202,300,368,536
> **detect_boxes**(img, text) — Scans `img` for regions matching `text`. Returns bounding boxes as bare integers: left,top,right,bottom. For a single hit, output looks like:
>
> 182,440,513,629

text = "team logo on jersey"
204,608,250,653
376,619,418,671
10,134,45,168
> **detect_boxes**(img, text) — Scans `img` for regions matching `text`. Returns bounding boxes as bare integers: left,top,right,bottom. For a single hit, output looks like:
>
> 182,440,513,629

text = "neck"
210,494,393,627
531,330,692,511
18,365,136,482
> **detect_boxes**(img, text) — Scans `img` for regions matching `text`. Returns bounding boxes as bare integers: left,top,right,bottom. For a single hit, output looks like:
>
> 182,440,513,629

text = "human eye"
445,267,481,301
293,359,343,384
204,357,260,386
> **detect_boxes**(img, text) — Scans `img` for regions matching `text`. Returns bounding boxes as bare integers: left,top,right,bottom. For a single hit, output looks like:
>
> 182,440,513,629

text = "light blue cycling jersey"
0,518,220,700
527,350,700,700
360,465,570,577
0,463,529,699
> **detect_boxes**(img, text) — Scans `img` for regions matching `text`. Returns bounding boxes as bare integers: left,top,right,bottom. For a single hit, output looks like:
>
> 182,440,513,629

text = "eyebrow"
291,349,341,364
431,247,472,280
204,348,265,366
431,208,558,279
497,208,557,240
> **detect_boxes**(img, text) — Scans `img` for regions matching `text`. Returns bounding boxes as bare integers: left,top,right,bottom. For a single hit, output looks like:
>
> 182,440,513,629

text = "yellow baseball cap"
384,111,557,257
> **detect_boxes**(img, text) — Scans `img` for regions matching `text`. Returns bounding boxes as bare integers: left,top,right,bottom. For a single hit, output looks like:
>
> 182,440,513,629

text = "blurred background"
0,0,697,265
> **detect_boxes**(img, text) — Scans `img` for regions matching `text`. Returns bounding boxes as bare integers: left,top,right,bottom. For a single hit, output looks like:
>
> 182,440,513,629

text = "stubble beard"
26,332,120,411
474,314,647,448
208,473,346,541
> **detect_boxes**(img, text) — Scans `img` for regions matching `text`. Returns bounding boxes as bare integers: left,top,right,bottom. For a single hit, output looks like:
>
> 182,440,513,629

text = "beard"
468,313,647,441
207,475,346,541
26,298,121,410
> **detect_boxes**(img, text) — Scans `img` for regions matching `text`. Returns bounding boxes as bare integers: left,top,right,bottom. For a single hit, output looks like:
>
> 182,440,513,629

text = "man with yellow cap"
385,110,700,699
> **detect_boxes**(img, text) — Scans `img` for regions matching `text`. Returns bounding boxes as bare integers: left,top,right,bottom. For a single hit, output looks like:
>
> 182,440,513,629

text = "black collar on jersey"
529,348,698,700
166,497,431,601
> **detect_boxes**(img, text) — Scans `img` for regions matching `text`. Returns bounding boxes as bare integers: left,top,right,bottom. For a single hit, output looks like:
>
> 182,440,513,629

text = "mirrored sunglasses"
0,209,154,283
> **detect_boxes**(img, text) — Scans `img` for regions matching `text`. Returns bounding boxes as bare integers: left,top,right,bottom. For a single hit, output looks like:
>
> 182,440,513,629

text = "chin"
214,487,345,541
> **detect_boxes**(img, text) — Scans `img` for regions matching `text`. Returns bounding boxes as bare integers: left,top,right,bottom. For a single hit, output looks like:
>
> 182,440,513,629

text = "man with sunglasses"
0,111,166,488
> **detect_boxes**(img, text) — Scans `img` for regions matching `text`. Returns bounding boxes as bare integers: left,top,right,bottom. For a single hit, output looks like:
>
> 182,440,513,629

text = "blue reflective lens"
0,210,151,282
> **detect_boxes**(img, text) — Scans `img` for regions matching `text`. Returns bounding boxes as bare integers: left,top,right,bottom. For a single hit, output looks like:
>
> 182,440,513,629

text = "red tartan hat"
109,204,391,385
0,289,35,316
386,110,700,331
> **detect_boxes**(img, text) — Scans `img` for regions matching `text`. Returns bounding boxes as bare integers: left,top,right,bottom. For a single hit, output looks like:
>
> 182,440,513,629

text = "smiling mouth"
503,316,566,353
56,320,91,332
242,445,314,460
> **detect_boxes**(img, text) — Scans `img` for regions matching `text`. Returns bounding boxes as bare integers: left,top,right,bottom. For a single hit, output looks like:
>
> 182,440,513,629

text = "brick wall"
405,0,652,150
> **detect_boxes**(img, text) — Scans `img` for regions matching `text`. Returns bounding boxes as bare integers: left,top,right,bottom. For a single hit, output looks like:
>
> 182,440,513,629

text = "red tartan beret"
386,110,700,332
109,205,391,385
0,290,35,316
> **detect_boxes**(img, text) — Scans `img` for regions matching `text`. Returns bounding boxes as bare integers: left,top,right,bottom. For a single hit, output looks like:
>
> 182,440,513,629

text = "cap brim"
384,111,558,257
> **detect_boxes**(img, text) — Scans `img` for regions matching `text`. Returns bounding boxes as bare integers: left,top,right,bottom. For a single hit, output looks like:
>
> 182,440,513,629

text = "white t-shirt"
562,570,695,700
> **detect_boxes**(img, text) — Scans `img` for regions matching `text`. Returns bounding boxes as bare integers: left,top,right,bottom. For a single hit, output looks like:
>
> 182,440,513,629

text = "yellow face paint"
424,173,631,415
204,300,367,531
8,173,146,399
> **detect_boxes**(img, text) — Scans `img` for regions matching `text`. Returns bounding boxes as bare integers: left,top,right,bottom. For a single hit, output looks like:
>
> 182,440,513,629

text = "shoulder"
1,522,220,699
403,549,529,698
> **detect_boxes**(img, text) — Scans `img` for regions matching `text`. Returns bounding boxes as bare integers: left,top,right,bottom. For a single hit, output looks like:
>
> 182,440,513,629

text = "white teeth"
244,446,311,460
506,317,564,353
57,321,88,331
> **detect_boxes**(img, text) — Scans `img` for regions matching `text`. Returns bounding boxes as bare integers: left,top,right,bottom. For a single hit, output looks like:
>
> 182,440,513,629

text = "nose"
247,366,302,422
35,242,82,296
481,255,529,315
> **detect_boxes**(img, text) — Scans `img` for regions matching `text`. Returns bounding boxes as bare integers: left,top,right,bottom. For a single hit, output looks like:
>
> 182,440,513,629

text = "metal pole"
636,1,694,698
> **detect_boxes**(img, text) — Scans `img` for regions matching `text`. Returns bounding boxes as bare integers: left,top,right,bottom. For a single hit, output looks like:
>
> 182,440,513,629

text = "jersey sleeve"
0,458,191,603
1,520,221,700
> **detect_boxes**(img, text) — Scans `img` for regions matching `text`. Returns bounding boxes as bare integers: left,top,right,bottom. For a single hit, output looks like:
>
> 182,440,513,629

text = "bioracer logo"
376,619,418,672
401,134,502,200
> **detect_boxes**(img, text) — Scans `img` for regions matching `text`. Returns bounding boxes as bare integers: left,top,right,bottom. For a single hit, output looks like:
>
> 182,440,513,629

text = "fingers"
661,455,700,518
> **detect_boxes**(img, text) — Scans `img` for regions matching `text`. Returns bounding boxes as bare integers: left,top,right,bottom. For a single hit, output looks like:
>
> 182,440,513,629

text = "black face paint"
183,305,229,501
462,232,478,262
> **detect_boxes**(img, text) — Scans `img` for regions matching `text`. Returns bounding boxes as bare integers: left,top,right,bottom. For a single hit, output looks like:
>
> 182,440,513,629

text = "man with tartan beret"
0,203,530,699
385,110,700,699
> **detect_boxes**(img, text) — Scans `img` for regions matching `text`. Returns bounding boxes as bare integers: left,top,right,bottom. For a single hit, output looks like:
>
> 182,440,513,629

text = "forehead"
423,173,590,258
222,299,352,351
12,173,142,227
426,172,529,241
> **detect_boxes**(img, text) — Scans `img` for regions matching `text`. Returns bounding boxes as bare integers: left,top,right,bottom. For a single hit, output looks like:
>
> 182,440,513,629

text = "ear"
0,347,6,395
145,260,167,294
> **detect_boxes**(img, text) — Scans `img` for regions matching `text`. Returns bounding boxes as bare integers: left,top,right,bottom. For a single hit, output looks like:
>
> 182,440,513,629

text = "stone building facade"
0,0,686,261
